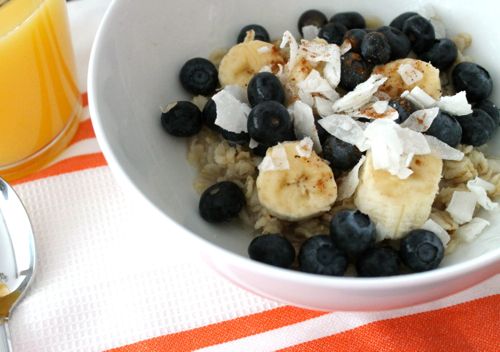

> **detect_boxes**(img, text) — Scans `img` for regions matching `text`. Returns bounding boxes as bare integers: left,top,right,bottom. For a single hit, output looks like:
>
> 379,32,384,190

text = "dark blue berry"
402,15,435,54
251,143,268,157
202,99,221,132
475,100,500,125
221,129,250,146
390,12,419,31
299,235,348,276
360,32,391,65
343,29,367,54
418,39,458,71
377,26,411,60
237,24,270,43
425,111,462,147
456,109,496,146
247,72,285,107
179,58,219,96
248,234,295,268
452,62,493,103
298,9,328,36
161,101,202,137
330,12,366,29
340,52,372,91
330,210,376,257
319,22,348,45
356,247,400,277
400,229,444,272
322,136,362,172
389,98,416,124
247,101,294,147
199,181,245,223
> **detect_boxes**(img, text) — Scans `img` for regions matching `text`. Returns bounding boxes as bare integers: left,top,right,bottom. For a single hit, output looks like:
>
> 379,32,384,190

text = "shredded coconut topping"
437,91,473,116
258,144,290,172
446,191,478,225
332,74,388,113
467,177,498,211
302,25,320,40
401,86,437,109
337,155,366,201
296,137,314,157
400,107,440,132
421,219,450,246
455,218,490,242
213,86,251,133
291,100,322,153
397,63,424,85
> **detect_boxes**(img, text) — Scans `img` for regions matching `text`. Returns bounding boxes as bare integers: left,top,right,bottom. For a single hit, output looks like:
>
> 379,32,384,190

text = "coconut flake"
258,144,289,172
302,25,320,40
257,46,271,54
297,70,339,102
400,107,440,132
455,217,490,242
249,138,259,149
421,219,450,246
280,31,299,69
224,84,249,103
318,115,368,151
213,87,251,133
315,96,335,117
356,103,399,120
292,100,322,153
446,191,477,225
332,74,388,113
467,177,498,210
323,61,341,89
373,100,389,114
259,65,272,73
296,137,314,157
431,18,447,39
437,91,473,116
340,40,352,55
425,135,464,161
401,86,437,109
397,63,424,85
337,155,366,201
299,39,340,63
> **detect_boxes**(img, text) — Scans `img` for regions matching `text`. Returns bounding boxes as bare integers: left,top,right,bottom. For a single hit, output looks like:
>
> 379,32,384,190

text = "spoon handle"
0,322,12,352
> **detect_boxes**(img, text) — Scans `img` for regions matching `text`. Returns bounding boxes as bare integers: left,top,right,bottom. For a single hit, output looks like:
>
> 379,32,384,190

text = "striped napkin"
9,0,500,351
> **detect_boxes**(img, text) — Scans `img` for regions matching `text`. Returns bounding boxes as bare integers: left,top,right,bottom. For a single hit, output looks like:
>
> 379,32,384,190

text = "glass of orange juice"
0,0,81,181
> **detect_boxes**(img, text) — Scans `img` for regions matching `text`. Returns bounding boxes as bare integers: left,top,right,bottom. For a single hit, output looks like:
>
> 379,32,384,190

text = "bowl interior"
90,0,500,267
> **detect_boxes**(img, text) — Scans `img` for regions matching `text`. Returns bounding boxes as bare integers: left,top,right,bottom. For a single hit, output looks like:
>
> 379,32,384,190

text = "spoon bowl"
0,178,36,351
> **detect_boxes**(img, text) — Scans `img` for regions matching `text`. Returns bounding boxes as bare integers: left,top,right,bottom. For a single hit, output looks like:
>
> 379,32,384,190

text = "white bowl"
89,0,500,310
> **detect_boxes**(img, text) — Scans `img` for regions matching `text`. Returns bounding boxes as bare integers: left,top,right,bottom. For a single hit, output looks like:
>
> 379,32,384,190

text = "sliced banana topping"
373,58,441,99
354,151,443,240
218,40,285,88
257,141,337,221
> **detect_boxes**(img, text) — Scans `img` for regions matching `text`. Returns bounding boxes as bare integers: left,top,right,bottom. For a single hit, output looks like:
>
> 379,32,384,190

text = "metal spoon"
0,178,36,351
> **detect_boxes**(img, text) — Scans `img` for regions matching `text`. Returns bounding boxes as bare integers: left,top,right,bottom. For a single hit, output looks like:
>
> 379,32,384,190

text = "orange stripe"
82,92,88,107
70,118,95,145
12,153,107,185
108,306,327,352
280,295,500,352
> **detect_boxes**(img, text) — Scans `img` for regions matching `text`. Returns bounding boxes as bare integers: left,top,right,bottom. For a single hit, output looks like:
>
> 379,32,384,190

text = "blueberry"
247,72,285,107
247,101,294,146
418,39,458,71
299,235,348,276
251,143,268,157
389,98,416,124
199,181,245,223
343,29,367,54
360,32,391,65
452,62,493,103
475,100,500,125
161,101,202,137
402,15,435,54
340,52,372,91
377,26,411,60
221,129,250,146
248,234,295,268
330,12,366,29
330,210,376,257
425,111,462,147
456,109,497,146
237,24,270,43
356,247,400,277
322,136,362,172
298,9,328,36
202,99,221,132
400,229,444,272
319,22,348,45
179,58,219,96
390,12,419,31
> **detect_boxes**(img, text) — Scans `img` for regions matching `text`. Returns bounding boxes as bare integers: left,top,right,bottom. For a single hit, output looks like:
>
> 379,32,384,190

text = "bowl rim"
88,0,500,291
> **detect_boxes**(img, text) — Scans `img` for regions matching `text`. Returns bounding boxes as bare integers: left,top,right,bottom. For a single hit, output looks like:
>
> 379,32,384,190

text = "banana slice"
256,142,337,221
354,151,443,240
218,40,285,87
373,58,442,99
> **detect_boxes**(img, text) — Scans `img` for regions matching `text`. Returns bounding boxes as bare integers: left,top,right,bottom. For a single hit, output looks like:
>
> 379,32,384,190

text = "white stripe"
46,138,101,167
197,275,500,352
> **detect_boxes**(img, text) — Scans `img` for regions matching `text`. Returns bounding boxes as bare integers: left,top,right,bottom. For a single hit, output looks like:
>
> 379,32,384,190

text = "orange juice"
0,0,81,180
